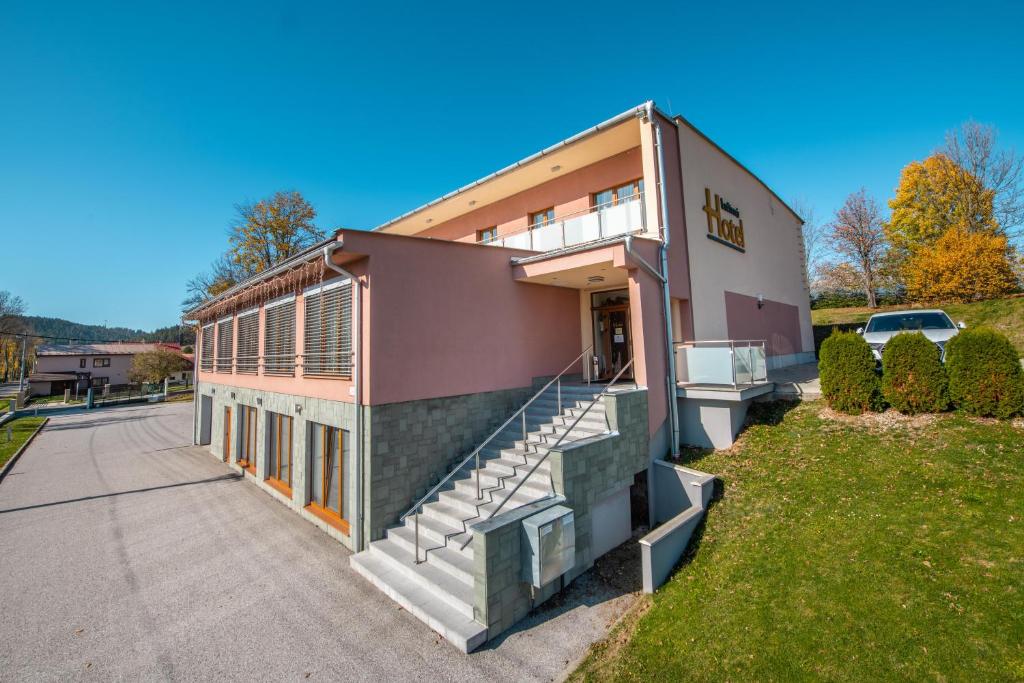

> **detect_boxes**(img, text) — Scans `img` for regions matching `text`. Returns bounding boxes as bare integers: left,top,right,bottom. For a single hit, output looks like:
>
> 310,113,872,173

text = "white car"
858,309,966,362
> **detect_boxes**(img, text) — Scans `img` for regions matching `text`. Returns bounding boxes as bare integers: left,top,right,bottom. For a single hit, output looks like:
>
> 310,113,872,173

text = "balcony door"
591,289,633,381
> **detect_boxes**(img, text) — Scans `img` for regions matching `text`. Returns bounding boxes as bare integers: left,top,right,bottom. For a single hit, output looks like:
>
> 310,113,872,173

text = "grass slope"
812,295,1024,355
571,402,1024,681
0,416,45,468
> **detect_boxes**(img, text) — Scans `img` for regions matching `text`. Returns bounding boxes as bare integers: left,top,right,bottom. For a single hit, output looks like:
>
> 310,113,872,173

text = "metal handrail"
401,345,593,563
457,358,634,551
481,193,648,247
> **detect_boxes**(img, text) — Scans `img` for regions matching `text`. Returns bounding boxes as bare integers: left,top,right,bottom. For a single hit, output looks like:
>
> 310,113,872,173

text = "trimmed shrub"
819,331,882,414
881,332,949,414
945,328,1024,419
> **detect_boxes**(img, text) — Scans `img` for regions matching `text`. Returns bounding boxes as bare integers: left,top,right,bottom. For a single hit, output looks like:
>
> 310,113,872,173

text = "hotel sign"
702,188,745,253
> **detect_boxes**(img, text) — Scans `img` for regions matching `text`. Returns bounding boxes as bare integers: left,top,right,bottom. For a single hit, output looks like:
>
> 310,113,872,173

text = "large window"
216,317,234,373
303,280,352,378
93,358,111,368
236,309,259,374
593,179,644,208
308,422,348,531
266,412,293,492
264,296,296,376
200,324,214,371
238,404,257,471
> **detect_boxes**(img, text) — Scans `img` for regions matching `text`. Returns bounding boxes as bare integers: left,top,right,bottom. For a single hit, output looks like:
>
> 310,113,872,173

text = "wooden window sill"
306,503,350,535
265,477,293,497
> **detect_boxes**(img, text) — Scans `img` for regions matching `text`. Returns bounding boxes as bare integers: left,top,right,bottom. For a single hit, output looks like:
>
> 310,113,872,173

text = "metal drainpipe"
645,102,682,457
323,243,364,552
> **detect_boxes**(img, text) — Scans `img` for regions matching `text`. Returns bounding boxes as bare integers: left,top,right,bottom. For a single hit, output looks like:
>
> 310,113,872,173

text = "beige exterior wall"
675,121,813,358
36,354,134,384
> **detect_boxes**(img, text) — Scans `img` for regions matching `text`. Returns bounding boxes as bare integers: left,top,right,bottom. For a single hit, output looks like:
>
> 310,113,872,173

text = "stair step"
367,538,475,618
451,466,551,499
419,500,479,532
484,455,549,476
387,525,475,584
400,511,471,549
350,552,487,653
438,486,548,518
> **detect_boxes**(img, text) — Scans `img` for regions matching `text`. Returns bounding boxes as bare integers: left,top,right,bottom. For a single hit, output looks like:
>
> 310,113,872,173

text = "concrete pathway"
768,361,821,399
0,402,636,682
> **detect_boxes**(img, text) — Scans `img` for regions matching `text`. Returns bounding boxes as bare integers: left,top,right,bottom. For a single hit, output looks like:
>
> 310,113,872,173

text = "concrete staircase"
351,384,607,652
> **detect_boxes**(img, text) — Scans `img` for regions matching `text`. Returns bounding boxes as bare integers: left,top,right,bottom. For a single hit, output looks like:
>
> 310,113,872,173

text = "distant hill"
23,316,196,346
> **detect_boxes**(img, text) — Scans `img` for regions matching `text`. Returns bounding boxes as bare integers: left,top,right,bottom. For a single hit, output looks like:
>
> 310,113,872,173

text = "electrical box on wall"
521,505,575,588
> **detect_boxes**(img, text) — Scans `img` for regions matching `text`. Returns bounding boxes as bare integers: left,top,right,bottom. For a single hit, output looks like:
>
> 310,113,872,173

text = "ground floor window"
238,405,257,471
307,422,348,532
266,412,293,492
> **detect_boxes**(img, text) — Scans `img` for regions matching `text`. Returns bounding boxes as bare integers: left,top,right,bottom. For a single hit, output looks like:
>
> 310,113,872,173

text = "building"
31,342,193,396
186,102,813,651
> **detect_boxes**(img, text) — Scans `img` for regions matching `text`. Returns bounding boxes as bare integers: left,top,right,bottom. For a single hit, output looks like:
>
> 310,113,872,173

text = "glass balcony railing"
482,194,648,252
674,340,768,387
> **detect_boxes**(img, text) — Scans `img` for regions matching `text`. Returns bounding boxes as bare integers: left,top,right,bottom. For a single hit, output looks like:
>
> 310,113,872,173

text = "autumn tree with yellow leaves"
903,228,1017,303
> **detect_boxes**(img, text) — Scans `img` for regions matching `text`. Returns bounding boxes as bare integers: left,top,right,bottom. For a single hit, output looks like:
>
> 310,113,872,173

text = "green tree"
128,349,188,384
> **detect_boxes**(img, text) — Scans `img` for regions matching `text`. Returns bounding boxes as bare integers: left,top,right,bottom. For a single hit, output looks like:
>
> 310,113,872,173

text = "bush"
819,331,882,414
945,328,1024,418
880,333,948,414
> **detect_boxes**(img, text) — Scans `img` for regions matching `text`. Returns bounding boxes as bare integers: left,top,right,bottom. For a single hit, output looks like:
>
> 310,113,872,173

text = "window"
93,358,111,368
264,296,296,376
476,226,498,243
529,208,555,229
238,405,257,471
91,377,109,387
200,324,214,371
308,422,348,531
216,317,234,372
236,309,259,374
303,280,352,378
593,179,644,208
79,358,86,368
266,412,293,492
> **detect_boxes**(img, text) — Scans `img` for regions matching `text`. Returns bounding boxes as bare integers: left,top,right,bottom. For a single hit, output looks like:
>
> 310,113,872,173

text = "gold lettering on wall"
702,188,746,252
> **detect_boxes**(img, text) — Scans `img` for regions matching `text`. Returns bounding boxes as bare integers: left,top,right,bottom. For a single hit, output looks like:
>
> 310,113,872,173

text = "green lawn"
572,401,1024,681
0,416,46,469
812,295,1024,355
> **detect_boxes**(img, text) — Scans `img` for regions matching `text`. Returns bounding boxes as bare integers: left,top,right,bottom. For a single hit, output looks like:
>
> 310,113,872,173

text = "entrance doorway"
591,289,633,381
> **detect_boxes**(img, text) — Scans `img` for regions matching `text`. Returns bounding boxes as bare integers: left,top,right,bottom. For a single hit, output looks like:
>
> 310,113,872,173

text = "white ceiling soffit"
377,118,642,236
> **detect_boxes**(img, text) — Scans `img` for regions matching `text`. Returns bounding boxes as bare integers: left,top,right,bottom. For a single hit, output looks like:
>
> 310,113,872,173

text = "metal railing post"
475,450,481,500
414,511,422,564
557,377,561,414
521,411,527,445
731,341,738,389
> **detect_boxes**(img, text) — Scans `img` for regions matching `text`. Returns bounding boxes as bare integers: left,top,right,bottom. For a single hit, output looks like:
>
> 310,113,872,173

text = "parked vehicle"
858,309,966,362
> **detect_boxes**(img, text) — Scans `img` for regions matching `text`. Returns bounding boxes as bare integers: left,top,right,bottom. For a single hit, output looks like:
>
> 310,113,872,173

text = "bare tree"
942,121,1023,238
790,197,828,289
829,189,888,308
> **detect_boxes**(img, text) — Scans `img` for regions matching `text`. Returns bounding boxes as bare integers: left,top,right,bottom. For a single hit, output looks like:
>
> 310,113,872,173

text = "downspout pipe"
644,102,682,458
323,243,365,553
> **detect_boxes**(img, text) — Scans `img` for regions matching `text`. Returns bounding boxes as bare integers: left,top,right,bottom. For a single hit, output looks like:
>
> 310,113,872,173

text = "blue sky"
2,0,1022,330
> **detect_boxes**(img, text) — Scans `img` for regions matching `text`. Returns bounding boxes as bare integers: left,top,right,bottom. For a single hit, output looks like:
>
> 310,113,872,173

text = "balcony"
674,340,768,388
483,194,648,253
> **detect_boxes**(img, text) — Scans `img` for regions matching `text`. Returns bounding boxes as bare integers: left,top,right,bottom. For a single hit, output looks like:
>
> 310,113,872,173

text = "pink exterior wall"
724,291,802,357
338,230,582,405
418,149,644,243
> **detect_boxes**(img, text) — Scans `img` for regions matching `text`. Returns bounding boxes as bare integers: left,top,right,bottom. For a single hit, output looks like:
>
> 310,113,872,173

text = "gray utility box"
521,505,576,588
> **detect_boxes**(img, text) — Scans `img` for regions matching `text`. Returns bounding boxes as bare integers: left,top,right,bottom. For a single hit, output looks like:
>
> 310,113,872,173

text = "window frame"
529,207,555,229
235,308,259,374
265,412,294,494
79,358,86,368
216,316,234,373
476,226,498,243
302,279,353,379
592,178,644,208
200,323,215,371
237,404,258,472
306,422,348,534
264,295,297,376
93,357,111,368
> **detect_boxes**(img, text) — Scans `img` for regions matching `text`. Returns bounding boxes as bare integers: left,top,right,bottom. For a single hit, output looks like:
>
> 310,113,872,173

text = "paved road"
0,402,637,682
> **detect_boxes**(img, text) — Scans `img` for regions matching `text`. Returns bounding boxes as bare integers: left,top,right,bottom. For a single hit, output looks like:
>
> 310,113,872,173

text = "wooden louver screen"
264,299,296,375
200,324,214,371
235,311,259,374
303,282,352,378
215,318,233,372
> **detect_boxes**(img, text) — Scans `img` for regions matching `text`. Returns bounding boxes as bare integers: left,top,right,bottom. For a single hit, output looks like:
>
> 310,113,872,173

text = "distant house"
29,342,193,396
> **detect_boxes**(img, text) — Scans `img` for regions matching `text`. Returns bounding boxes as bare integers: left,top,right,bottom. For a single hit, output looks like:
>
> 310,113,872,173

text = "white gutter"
644,102,682,458
323,243,365,553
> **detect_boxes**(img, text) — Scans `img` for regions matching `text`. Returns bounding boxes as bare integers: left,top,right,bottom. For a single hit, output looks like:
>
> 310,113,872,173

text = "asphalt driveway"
0,402,637,681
